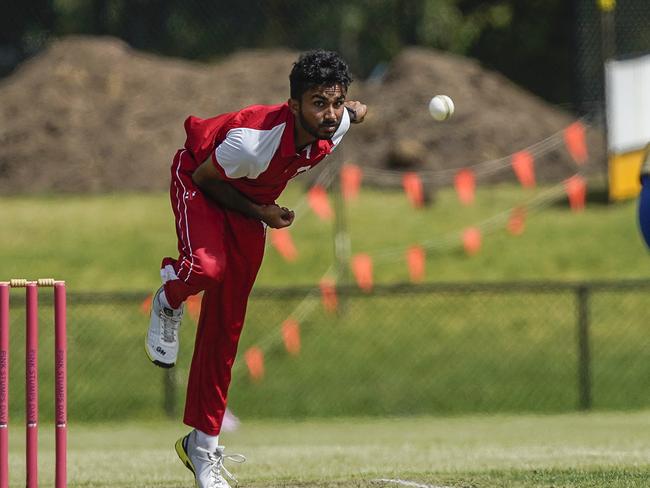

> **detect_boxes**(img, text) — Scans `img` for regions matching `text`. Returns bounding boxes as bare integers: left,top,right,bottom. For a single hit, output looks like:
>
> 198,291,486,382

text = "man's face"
291,84,347,141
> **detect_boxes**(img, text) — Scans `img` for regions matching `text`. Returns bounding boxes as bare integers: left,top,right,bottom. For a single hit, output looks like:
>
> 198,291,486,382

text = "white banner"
605,53,650,153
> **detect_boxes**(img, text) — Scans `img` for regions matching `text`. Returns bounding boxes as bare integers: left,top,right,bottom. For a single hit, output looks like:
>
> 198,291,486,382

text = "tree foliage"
3,0,648,106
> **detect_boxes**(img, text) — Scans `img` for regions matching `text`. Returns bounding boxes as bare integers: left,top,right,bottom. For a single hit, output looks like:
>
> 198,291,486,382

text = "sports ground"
3,5,650,486
6,411,650,487
2,191,649,487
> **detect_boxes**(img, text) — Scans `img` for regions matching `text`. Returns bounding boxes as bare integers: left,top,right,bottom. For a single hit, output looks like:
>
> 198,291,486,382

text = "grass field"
3,185,649,487
0,183,648,290
2,184,650,421
6,411,650,487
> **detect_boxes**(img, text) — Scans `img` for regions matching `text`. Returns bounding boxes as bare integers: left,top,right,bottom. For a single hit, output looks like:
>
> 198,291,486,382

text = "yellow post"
608,149,645,201
598,0,616,12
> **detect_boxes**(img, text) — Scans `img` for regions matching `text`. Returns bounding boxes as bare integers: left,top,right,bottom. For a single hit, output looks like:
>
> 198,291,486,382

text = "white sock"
194,429,220,452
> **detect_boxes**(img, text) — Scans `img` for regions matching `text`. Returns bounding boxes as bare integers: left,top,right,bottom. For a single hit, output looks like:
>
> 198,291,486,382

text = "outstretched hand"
345,101,367,124
260,204,295,229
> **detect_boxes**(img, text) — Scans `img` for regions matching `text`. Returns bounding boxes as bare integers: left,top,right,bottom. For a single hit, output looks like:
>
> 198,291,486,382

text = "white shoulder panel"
215,122,286,179
331,107,351,149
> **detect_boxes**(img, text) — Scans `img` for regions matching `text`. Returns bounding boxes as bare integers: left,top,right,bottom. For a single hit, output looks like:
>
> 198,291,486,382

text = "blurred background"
1,0,650,440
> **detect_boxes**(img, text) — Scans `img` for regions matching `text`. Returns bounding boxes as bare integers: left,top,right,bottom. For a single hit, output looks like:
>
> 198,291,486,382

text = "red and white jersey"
181,102,350,204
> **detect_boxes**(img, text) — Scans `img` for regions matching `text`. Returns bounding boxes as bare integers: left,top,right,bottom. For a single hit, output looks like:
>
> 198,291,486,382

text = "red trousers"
162,149,265,435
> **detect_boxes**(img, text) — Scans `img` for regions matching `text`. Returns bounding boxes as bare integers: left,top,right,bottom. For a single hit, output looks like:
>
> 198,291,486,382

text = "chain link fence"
575,0,650,115
3,280,649,423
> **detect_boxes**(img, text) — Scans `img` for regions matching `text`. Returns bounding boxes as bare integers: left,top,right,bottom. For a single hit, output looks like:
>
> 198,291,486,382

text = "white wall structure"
605,53,650,154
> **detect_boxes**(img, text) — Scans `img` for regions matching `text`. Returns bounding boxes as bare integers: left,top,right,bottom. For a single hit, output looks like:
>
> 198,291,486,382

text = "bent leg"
163,149,228,308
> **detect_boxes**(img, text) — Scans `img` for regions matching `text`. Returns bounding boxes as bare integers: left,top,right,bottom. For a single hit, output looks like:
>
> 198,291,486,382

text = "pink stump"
54,282,67,488
0,283,9,488
26,284,38,488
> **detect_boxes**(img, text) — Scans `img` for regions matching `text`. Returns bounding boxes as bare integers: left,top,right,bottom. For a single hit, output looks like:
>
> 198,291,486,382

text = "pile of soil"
346,47,604,188
0,36,603,194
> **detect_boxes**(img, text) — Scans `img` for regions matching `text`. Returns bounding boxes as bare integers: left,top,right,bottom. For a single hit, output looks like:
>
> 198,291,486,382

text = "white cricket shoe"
175,431,246,488
144,286,183,368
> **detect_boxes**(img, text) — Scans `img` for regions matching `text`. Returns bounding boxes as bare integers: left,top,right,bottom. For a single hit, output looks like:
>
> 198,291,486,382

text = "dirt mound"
344,47,603,187
0,36,297,193
0,37,602,194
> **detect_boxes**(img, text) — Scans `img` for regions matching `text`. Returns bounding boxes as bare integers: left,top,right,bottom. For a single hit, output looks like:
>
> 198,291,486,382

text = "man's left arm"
192,159,295,229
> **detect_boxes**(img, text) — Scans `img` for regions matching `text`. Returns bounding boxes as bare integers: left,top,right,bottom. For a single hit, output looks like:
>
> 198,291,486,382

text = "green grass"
2,187,650,487
2,186,649,421
233,287,650,417
0,183,647,291
6,411,650,487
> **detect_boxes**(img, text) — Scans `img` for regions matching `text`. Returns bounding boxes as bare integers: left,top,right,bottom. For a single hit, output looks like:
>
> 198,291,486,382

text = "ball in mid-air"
428,95,455,121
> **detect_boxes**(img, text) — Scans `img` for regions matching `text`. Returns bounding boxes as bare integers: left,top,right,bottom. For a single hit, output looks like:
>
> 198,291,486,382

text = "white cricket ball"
428,95,455,121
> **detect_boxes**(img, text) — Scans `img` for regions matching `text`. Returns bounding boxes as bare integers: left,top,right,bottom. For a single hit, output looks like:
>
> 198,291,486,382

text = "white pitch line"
372,478,454,488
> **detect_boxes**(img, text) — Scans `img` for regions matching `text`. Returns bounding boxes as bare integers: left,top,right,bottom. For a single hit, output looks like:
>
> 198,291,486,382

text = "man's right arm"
192,158,295,229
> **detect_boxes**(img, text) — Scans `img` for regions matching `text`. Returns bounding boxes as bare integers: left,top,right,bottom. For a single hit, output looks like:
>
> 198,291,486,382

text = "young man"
145,50,366,488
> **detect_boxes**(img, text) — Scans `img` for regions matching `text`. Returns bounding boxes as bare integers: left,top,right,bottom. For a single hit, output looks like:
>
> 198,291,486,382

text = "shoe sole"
144,339,175,369
175,435,199,488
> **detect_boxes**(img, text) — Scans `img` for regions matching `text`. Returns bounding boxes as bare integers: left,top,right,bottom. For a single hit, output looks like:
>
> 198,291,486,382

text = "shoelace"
159,309,181,343
207,448,246,487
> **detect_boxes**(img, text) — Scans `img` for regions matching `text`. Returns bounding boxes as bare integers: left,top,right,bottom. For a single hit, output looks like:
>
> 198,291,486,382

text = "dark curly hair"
289,49,353,100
